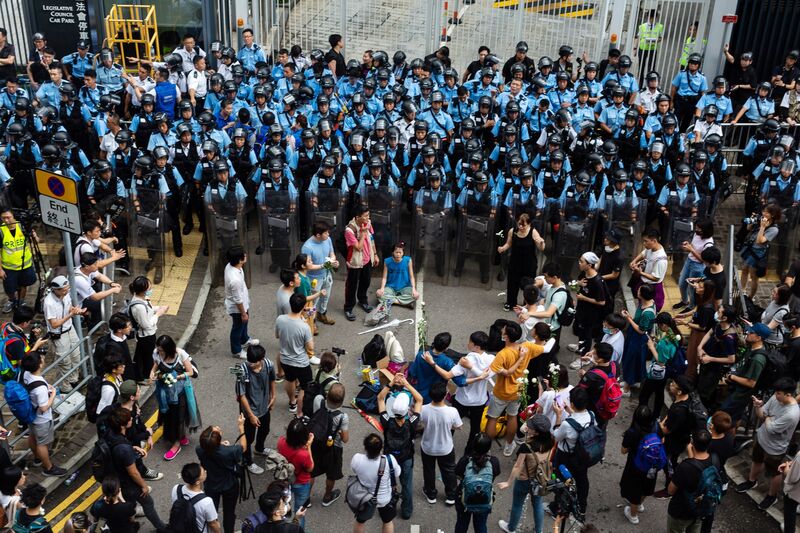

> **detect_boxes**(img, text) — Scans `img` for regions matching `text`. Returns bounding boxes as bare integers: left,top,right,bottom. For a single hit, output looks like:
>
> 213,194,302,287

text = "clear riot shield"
256,188,297,278
774,205,799,276
665,193,705,254
205,186,249,287
363,186,400,262
557,197,597,259
128,175,167,284
604,194,645,262
412,190,453,284
306,187,345,237
454,195,496,288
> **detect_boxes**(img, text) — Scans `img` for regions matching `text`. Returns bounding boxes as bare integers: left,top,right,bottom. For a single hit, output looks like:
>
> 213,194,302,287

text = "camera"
331,347,346,356
12,205,41,231
743,215,761,226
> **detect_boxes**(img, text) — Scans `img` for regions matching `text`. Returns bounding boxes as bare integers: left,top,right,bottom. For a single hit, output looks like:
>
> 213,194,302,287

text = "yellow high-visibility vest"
0,225,32,271
638,22,664,51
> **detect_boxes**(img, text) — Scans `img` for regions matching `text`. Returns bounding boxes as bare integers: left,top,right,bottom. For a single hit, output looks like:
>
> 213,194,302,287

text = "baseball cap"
525,413,551,434
605,230,621,244
50,275,69,289
389,393,410,418
745,323,773,339
119,380,138,398
80,254,98,267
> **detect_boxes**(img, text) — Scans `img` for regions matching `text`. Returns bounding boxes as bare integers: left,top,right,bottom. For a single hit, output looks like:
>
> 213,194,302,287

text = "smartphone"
299,497,311,511
0,430,12,439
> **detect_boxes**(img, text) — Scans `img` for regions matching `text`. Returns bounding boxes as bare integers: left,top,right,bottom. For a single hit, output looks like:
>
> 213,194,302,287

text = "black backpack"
302,369,338,418
679,392,709,432
90,439,123,482
754,347,787,391
487,319,507,353
85,377,119,423
167,485,206,533
307,407,341,453
361,334,386,368
552,287,576,327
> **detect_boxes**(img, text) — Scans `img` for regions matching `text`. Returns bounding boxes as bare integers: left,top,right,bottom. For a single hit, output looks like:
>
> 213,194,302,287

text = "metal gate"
621,0,714,89
0,0,31,67
442,0,611,74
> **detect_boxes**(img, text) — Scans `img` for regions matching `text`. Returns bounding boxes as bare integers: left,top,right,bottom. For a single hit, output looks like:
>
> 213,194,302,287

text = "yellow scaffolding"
104,4,161,72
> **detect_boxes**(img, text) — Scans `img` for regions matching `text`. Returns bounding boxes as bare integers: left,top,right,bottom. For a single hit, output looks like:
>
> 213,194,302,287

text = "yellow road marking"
560,7,595,17
492,0,520,7
50,410,161,531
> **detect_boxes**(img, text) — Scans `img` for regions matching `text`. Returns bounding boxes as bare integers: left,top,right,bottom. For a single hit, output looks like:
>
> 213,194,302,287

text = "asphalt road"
52,264,781,532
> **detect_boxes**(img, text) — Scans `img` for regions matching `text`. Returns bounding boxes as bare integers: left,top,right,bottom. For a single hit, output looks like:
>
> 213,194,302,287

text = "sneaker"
318,313,335,325
288,403,297,414
672,300,689,310
143,468,163,481
623,506,639,524
758,494,777,511
345,310,356,321
180,436,190,446
234,350,247,359
247,463,265,475
42,466,67,477
424,491,437,504
244,338,260,347
638,504,645,512
652,489,670,499
502,441,516,457
567,343,581,353
444,498,455,506
164,447,181,461
309,356,321,365
2,301,14,313
498,520,516,533
359,302,374,313
254,447,271,456
321,489,341,507
735,480,757,493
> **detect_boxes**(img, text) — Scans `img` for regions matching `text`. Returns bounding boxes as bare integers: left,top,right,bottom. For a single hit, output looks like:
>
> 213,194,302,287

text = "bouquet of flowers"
518,369,538,421
323,258,338,272
417,301,428,350
161,372,177,388
568,279,580,292
548,362,560,389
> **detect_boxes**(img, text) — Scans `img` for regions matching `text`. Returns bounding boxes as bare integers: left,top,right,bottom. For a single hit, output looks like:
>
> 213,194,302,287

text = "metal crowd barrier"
0,320,106,465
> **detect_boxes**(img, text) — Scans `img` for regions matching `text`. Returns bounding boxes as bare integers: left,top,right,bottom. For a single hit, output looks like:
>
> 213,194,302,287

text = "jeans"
507,478,544,533
291,481,312,529
312,271,333,314
421,449,457,500
454,507,489,533
122,487,166,530
344,263,372,312
399,457,414,519
229,312,250,355
206,483,238,533
243,411,271,464
678,259,706,306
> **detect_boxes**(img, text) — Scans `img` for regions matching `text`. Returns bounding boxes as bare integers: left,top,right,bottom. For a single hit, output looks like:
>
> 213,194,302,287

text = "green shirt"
294,272,312,298
730,349,766,402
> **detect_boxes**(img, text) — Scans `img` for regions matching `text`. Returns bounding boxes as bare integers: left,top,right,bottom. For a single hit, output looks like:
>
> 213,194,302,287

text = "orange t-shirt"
490,341,544,401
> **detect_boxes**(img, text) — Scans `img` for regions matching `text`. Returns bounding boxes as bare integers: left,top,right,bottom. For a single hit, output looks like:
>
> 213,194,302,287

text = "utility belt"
674,94,700,105
48,327,71,340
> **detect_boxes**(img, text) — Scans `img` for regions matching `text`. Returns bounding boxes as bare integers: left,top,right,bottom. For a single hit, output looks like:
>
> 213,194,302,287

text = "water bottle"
64,471,79,486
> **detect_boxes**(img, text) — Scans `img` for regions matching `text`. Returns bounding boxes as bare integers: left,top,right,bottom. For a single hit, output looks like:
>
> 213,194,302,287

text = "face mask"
603,327,613,335
604,245,615,253
713,312,721,322
145,289,153,297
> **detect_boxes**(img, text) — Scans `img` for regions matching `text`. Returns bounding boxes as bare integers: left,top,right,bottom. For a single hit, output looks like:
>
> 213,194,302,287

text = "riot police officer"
4,123,42,208
454,171,498,283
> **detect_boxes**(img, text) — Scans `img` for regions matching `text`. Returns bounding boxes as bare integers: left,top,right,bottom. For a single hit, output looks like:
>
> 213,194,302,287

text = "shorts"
355,499,397,524
312,445,343,480
752,435,785,477
486,395,521,418
281,362,312,387
30,420,54,446
2,266,36,298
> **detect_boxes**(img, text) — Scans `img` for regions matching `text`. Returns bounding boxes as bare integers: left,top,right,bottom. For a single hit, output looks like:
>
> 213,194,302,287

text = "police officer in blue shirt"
343,93,375,136
670,53,707,130
0,77,28,112
599,86,629,137
96,48,126,102
761,159,800,207
695,76,733,122
419,91,455,139
237,29,266,73
62,40,94,87
732,81,775,125
548,72,576,110
504,165,544,215
35,63,65,107
601,55,639,103
79,69,108,118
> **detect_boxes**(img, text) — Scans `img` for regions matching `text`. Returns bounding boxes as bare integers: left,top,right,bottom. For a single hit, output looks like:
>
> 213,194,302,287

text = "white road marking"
414,271,425,354
410,526,420,533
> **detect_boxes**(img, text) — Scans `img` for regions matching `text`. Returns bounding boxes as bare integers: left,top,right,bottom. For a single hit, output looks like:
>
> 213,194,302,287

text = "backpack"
361,334,386,368
565,412,606,467
85,377,119,424
525,451,553,497
461,457,495,513
0,323,26,382
754,347,787,391
685,457,724,519
302,369,338,418
598,278,615,318
11,510,48,533
633,432,668,478
92,334,112,374
552,287,575,327
665,344,687,380
588,363,622,420
487,319,506,353
263,448,295,482
121,299,146,336
680,392,709,431
240,510,268,533
4,376,46,426
306,406,341,452
166,485,206,533
90,439,123,482
353,381,381,414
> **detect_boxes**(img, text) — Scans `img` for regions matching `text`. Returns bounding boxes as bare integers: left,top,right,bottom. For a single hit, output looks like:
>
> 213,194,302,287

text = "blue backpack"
461,458,495,513
4,376,46,426
633,432,668,478
686,457,724,519
665,344,687,379
565,411,606,467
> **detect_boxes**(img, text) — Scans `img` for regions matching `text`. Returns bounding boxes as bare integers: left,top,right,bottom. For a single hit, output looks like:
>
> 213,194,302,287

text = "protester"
90,476,138,533
629,229,668,312
19,351,66,476
277,418,314,525
235,344,275,472
0,465,24,529
666,429,717,533
376,242,420,308
498,213,545,311
702,411,736,533
619,405,658,524
552,387,595,521
309,382,349,508
171,462,221,533
696,305,738,411
620,284,657,395
301,221,339,325
275,293,315,413
655,375,697,498
344,206,379,321
569,252,607,361
128,275,169,384
350,433,401,533
638,313,680,417
224,245,258,359
420,381,462,505
675,279,717,380
721,323,770,424
43,275,85,392
454,432,501,533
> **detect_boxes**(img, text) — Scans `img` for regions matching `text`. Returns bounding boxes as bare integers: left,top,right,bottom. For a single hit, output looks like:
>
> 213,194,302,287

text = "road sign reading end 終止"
38,195,82,235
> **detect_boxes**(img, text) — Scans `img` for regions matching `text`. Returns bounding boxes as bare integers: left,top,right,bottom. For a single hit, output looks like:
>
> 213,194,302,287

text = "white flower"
675,335,682,341
530,378,538,384
523,369,529,376
516,377,525,384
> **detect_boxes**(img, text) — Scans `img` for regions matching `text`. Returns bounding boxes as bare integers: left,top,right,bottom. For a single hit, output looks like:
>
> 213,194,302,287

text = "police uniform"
174,46,206,73
62,51,94,84
670,69,707,130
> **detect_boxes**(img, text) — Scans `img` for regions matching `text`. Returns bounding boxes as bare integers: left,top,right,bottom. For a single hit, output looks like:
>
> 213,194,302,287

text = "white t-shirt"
170,485,217,531
23,372,51,423
687,234,714,264
450,351,495,407
224,263,250,314
350,454,401,507
538,385,574,431
603,330,625,363
99,132,119,155
74,236,100,267
43,292,73,334
420,403,462,456
643,247,668,284
553,410,593,452
72,268,99,304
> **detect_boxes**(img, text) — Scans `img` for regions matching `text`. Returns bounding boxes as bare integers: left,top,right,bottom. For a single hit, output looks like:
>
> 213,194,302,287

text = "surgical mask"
603,327,613,335
713,312,721,322
604,245,616,253
145,289,153,297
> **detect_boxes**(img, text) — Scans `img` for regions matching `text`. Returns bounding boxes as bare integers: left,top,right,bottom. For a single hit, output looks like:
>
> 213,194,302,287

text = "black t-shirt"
255,521,304,533
693,302,716,332
599,249,623,294
664,399,691,454
91,499,137,533
575,273,604,322
196,444,243,493
109,433,140,493
787,260,800,298
667,456,714,519
325,49,346,77
380,411,420,463
579,362,617,410
0,43,15,81
465,60,483,80
708,434,735,476
786,336,800,381
703,267,727,302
